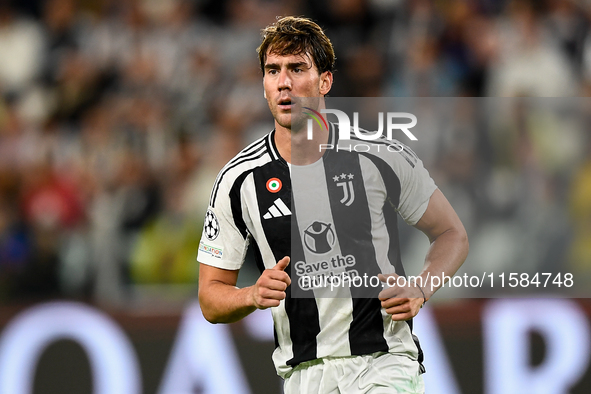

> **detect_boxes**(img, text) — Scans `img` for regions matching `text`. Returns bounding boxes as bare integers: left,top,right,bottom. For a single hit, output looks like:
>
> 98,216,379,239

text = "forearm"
199,282,256,324
417,227,469,300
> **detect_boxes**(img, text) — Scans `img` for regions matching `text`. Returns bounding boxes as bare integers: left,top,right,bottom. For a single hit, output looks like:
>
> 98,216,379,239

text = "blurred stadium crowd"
0,0,590,306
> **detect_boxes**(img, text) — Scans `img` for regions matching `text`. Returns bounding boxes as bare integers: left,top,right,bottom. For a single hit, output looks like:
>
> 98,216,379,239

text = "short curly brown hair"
257,16,335,75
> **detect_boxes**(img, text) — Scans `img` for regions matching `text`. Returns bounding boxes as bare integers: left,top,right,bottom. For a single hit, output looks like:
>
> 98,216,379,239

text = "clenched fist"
378,272,425,321
251,256,291,309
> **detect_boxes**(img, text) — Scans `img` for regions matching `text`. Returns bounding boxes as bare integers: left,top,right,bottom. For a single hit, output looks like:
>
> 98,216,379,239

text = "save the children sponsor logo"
294,254,359,291
303,221,335,254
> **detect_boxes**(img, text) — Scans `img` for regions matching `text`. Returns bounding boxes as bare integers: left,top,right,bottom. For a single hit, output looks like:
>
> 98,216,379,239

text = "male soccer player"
197,16,468,393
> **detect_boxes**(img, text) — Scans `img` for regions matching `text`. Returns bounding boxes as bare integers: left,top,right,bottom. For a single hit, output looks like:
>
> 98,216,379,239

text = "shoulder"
209,131,278,207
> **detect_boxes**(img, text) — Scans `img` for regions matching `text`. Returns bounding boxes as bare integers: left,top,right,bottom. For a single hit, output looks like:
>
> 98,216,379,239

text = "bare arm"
198,256,291,324
379,189,469,320
413,188,469,299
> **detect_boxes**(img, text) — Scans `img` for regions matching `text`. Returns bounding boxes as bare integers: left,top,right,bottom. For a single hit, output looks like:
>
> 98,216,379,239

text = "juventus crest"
333,173,355,206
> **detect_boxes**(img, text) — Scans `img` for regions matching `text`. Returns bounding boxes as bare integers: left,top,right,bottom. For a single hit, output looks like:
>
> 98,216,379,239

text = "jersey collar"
269,123,336,166
268,130,288,166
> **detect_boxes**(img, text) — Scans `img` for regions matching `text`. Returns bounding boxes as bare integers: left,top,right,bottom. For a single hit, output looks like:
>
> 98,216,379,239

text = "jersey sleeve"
197,176,250,271
393,143,437,225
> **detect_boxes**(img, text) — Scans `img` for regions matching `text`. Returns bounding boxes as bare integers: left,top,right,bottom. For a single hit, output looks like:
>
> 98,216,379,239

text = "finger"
378,272,399,284
273,256,290,271
390,312,414,322
264,270,291,286
259,287,287,301
381,297,408,308
378,288,397,300
261,277,289,291
378,286,402,300
256,298,281,309
383,303,411,316
284,273,291,287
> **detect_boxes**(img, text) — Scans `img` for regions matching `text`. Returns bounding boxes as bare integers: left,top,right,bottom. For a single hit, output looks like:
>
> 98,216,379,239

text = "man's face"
263,51,332,131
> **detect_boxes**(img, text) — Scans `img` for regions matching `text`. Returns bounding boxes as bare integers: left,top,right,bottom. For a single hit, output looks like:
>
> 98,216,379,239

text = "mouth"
277,98,293,111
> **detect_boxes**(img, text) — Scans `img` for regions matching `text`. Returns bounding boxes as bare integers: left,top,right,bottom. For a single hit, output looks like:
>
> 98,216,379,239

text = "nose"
278,68,292,91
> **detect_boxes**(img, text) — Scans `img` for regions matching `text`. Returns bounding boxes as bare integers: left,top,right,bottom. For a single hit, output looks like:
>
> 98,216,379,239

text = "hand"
251,256,291,309
378,273,424,321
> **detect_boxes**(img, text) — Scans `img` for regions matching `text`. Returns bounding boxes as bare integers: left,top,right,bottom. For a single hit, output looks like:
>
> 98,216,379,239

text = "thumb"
273,256,290,271
378,272,398,284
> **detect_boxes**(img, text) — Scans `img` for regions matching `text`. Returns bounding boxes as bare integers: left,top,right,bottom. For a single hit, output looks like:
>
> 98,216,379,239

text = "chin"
277,121,292,130
276,114,292,129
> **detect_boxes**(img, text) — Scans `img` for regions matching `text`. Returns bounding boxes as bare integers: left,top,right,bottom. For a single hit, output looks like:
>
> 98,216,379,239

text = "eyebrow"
264,61,310,70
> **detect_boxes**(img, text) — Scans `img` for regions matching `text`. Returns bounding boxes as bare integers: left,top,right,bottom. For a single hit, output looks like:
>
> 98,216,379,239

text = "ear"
319,71,333,96
263,80,267,99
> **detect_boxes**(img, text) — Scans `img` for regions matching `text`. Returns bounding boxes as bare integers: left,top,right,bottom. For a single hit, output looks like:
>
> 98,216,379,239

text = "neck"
274,104,329,166
275,122,328,165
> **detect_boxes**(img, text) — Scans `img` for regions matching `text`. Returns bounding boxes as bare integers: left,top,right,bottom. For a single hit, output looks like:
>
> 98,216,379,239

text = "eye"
267,69,278,75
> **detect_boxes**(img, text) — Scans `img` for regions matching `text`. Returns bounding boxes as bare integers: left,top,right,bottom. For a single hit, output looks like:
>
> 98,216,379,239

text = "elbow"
198,290,220,324
458,225,469,260
204,314,221,324
201,309,220,324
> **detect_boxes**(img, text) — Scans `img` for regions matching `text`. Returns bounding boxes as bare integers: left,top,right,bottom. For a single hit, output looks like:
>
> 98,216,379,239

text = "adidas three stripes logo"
263,198,291,219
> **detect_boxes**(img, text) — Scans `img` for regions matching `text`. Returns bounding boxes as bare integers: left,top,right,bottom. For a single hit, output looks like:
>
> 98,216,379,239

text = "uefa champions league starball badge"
204,209,220,241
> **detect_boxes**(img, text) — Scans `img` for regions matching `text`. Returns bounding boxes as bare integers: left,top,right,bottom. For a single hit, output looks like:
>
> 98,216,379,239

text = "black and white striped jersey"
197,124,437,377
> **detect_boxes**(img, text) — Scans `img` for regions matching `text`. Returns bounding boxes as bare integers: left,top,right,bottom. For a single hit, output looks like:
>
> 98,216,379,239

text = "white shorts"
283,352,425,394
